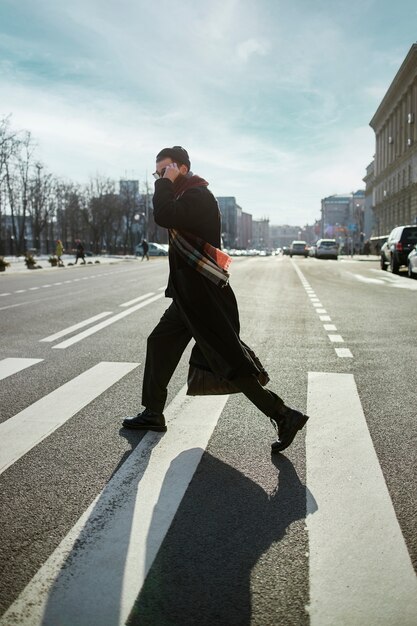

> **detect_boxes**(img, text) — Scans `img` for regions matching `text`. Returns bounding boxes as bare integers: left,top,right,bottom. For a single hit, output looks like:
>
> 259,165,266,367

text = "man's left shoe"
270,406,309,453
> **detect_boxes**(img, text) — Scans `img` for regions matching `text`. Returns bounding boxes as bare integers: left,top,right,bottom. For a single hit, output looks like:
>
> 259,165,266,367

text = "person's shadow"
36,436,313,626
127,450,312,626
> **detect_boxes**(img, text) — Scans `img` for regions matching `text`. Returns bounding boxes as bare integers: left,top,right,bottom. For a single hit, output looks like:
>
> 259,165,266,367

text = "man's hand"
163,163,180,182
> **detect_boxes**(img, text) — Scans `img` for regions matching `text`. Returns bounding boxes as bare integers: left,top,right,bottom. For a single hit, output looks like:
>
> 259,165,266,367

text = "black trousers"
142,301,284,417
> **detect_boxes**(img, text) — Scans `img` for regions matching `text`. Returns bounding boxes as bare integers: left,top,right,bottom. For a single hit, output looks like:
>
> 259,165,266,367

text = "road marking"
40,312,113,342
328,334,344,343
29,287,40,290
334,347,353,358
42,284,52,288
120,292,154,307
0,293,11,297
291,259,354,359
349,272,385,284
1,387,229,626
0,357,43,382
14,289,26,293
0,361,139,476
306,372,417,625
53,293,165,349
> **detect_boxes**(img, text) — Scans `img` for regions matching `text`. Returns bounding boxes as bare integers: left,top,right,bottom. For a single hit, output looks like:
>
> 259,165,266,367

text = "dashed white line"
40,312,114,343
328,334,344,343
291,259,353,359
120,292,155,308
334,347,353,358
53,293,165,349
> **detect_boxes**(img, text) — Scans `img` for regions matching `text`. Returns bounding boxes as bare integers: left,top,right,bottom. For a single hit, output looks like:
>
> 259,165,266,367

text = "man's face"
154,158,188,179
155,157,174,178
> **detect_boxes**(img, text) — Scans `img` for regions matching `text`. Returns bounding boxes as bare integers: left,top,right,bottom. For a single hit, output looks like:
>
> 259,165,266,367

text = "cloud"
236,38,270,62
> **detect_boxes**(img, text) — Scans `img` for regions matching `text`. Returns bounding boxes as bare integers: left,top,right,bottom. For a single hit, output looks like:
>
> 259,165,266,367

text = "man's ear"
179,164,188,175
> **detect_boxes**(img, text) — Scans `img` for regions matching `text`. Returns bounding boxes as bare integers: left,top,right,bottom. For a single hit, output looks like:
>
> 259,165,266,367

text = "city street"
0,254,416,625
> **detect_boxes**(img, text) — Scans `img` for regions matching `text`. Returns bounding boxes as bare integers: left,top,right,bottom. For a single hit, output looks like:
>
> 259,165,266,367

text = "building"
217,197,243,248
252,218,270,249
240,211,252,249
321,191,365,250
369,43,417,235
269,224,302,248
363,160,376,237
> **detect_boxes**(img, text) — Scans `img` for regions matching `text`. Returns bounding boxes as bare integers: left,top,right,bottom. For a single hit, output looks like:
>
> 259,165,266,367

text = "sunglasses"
152,167,167,180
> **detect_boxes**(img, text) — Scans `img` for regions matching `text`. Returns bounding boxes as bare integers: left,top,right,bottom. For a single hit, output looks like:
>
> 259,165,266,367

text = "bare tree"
29,162,55,253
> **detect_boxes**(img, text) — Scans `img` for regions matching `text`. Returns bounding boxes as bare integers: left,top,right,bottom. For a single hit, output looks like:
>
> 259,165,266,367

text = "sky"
0,0,416,226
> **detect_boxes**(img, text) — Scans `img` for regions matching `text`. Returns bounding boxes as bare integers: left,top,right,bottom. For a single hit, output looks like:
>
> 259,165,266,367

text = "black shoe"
122,408,167,432
270,406,309,453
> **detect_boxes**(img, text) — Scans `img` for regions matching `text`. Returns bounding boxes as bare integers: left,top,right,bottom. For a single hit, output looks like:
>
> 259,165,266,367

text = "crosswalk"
1,354,417,624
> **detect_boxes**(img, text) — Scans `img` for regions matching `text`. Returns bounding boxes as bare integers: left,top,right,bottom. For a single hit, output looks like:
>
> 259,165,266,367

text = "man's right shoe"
270,406,309,453
122,408,167,432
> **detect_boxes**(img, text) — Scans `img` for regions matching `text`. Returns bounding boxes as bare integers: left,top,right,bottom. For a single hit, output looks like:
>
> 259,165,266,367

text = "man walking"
123,146,309,453
141,239,149,261
74,240,86,265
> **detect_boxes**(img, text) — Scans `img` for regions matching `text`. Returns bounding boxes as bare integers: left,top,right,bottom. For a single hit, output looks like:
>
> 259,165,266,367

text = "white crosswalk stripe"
306,372,417,625
0,357,43,382
0,361,139,476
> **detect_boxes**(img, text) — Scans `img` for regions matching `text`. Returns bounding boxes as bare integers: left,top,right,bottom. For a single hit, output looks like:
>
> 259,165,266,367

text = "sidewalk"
340,254,380,262
1,254,137,274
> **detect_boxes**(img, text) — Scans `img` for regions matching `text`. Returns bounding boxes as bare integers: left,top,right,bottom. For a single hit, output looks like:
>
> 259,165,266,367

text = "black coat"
153,177,261,381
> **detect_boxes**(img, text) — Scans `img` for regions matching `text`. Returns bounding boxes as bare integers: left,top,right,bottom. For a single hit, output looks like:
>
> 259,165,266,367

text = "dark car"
289,240,308,258
380,225,417,273
407,245,417,278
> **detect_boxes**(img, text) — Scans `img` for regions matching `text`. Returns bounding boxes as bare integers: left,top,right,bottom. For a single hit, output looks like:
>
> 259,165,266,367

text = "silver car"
407,244,417,278
315,239,339,260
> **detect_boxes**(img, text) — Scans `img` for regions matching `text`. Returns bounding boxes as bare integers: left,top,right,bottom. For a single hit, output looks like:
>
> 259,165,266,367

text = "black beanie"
156,146,191,170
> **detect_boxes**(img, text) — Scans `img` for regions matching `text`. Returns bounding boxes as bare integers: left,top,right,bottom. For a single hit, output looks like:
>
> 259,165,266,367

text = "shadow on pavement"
127,451,310,626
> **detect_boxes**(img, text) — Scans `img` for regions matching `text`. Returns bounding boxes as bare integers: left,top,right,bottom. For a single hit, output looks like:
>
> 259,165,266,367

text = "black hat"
156,146,190,170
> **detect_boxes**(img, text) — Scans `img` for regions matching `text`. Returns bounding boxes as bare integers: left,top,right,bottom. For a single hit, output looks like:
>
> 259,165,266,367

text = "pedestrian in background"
55,239,64,266
74,240,86,265
123,146,309,454
141,239,149,261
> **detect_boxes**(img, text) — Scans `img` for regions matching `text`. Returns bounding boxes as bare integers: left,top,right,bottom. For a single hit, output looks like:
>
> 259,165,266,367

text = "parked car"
315,238,339,260
407,244,417,278
282,246,290,256
289,240,308,257
380,225,417,273
309,244,317,257
135,242,168,257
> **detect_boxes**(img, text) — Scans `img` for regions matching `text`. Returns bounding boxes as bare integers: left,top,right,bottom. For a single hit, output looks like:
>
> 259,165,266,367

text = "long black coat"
153,177,260,381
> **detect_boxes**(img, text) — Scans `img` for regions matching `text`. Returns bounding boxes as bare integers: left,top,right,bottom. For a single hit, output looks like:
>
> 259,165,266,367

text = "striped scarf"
169,229,231,287
166,174,232,287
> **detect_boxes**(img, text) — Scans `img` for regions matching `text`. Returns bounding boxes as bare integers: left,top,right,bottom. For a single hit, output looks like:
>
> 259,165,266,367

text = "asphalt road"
0,255,416,625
